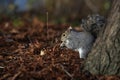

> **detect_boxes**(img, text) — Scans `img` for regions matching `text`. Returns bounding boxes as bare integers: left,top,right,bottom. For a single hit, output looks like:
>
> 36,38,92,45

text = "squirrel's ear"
68,26,72,30
67,26,72,33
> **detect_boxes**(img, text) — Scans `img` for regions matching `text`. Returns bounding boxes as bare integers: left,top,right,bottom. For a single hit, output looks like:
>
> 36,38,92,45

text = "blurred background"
0,0,111,26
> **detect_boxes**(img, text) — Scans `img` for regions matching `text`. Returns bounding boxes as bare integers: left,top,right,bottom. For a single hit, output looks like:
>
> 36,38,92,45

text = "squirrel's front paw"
60,43,66,49
78,48,86,59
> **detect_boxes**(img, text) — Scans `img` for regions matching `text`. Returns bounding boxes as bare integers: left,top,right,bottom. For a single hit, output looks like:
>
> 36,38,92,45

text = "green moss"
12,18,24,27
104,0,111,10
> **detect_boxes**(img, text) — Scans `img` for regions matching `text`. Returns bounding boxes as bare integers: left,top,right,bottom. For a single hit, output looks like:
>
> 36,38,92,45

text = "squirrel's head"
61,26,72,41
60,26,72,48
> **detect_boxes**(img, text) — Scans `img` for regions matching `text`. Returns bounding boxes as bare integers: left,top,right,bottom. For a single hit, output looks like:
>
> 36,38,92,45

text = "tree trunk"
84,0,120,75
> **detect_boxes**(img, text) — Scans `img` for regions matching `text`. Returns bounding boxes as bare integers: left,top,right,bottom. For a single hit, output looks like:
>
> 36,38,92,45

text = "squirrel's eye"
63,34,65,36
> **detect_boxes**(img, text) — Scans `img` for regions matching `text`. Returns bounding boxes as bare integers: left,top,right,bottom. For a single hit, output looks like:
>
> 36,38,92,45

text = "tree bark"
84,0,120,75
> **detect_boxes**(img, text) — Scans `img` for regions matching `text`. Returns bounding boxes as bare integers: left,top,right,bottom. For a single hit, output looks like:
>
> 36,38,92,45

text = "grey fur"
60,28,94,59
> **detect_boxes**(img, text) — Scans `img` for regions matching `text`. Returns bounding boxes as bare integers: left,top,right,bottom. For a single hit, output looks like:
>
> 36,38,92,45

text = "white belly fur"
78,48,86,59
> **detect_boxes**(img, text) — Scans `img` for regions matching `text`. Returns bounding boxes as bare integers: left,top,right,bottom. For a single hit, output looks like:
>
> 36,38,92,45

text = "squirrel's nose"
60,43,66,49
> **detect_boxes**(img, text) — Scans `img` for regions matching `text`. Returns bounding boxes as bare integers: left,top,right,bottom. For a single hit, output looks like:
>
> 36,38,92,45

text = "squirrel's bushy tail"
81,14,105,38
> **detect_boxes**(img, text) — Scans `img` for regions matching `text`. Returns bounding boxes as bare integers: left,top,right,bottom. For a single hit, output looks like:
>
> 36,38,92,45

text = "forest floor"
0,16,120,80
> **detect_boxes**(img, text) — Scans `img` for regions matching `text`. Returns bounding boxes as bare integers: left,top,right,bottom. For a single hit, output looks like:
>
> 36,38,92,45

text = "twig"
27,36,32,44
0,66,4,68
11,71,21,80
46,12,49,41
59,64,73,79
0,73,11,80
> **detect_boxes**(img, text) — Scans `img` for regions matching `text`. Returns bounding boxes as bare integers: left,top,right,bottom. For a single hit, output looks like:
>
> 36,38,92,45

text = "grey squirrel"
60,14,105,59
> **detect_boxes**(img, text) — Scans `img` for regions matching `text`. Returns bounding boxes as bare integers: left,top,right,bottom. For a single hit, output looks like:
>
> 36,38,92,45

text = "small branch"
0,73,11,80
27,36,32,44
59,64,73,79
46,12,48,29
0,66,4,68
11,71,21,80
46,12,49,41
